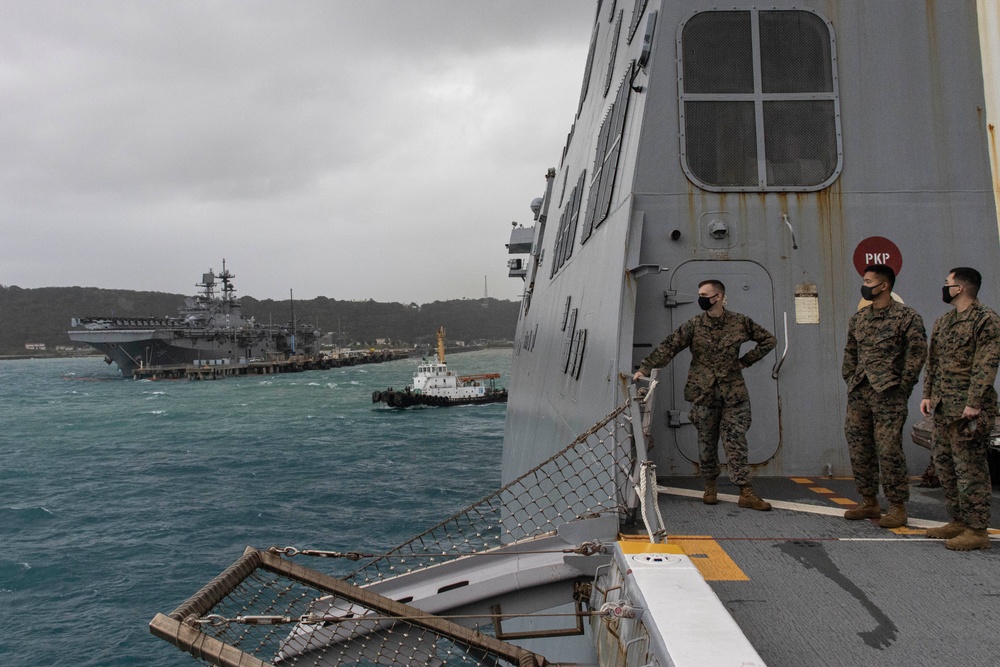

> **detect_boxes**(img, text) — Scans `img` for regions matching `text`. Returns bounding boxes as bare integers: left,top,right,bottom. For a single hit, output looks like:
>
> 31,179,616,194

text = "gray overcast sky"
0,1,594,302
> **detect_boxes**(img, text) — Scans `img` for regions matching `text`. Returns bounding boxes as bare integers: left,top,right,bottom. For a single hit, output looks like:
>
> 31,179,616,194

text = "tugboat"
372,327,507,407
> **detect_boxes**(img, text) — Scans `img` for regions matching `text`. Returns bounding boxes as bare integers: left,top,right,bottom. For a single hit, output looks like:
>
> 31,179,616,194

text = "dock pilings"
131,350,408,381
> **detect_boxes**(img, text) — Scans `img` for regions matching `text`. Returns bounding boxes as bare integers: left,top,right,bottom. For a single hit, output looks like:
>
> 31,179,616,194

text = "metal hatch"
664,260,781,467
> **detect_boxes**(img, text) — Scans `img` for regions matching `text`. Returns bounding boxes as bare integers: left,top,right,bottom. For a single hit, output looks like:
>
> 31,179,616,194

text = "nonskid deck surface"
657,477,1000,667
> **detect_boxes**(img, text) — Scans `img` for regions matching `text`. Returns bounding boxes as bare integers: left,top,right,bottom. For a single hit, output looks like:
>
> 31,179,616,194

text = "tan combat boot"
844,496,881,520
945,528,991,551
703,479,718,505
926,521,967,539
737,485,771,511
878,503,907,529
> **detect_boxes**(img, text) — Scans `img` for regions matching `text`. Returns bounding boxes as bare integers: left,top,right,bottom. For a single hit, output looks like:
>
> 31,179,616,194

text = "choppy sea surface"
0,349,511,667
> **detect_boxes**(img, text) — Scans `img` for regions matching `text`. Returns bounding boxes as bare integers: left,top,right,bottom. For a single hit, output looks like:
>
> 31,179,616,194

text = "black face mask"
698,296,715,311
943,285,957,304
860,284,882,301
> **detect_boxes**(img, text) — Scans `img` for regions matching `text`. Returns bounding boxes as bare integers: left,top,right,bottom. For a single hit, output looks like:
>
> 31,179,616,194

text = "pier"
130,349,408,381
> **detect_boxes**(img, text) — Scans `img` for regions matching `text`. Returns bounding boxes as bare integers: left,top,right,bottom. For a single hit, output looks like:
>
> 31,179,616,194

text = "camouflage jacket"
922,300,1000,417
638,310,776,405
841,299,927,394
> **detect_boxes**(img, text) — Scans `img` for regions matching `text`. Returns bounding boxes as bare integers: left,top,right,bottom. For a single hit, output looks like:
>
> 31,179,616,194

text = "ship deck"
656,476,1000,666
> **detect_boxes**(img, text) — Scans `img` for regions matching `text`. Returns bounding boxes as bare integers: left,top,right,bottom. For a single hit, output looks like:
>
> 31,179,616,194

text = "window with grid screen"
678,9,841,191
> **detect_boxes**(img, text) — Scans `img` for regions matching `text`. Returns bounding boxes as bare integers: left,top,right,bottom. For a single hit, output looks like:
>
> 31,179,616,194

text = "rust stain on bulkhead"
815,182,846,279
990,124,1000,237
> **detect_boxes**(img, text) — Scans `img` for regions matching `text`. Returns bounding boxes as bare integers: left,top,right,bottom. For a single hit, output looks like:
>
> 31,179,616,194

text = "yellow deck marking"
792,477,861,508
667,535,749,581
617,539,684,555
618,533,651,542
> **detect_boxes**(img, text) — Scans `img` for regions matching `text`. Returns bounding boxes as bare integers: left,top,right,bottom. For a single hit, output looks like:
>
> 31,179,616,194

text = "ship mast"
436,326,446,365
218,259,236,302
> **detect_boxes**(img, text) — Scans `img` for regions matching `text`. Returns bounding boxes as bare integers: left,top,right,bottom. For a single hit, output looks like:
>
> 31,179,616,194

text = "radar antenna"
218,259,237,301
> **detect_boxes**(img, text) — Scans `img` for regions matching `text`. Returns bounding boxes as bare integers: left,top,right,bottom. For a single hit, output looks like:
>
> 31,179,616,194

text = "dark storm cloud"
0,1,593,301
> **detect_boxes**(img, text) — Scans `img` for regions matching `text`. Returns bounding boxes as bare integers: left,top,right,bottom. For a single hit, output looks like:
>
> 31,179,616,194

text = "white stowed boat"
372,327,508,408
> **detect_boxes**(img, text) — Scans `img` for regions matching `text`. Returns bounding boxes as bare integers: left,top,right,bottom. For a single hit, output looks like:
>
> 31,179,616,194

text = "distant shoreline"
0,353,105,362
0,345,514,363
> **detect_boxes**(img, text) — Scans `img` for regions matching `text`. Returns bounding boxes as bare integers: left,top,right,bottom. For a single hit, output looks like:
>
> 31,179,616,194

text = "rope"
636,462,666,543
268,541,610,561
644,462,666,541
195,605,639,628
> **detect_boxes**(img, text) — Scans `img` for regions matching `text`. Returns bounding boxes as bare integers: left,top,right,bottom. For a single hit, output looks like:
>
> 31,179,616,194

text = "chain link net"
183,567,518,666
348,402,636,585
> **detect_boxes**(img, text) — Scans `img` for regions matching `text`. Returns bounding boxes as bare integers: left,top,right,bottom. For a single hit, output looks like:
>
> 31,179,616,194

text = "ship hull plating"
503,1,1000,483
67,329,302,375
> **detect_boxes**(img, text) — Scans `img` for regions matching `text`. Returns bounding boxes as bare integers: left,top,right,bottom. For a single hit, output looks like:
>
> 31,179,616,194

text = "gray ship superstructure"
504,0,1000,483
69,263,320,376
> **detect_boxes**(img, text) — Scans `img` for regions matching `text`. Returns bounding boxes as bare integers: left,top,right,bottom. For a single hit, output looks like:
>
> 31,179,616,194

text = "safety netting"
348,401,637,586
150,400,640,666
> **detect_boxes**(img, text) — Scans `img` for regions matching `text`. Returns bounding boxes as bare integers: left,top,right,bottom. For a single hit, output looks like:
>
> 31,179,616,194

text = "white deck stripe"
657,485,950,529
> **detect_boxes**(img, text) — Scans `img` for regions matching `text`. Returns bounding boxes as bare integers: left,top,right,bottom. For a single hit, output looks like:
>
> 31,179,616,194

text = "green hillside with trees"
0,285,521,356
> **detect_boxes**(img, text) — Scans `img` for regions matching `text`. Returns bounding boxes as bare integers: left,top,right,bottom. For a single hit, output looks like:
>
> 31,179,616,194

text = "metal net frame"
151,548,548,667
151,399,640,666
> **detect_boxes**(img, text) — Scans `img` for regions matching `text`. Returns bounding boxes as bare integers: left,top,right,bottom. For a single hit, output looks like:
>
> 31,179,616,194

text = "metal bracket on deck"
490,590,587,641
663,291,693,308
667,410,690,428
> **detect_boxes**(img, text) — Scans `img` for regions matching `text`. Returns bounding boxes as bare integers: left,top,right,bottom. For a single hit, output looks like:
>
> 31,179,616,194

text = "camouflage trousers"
688,385,752,486
931,409,994,530
844,381,910,503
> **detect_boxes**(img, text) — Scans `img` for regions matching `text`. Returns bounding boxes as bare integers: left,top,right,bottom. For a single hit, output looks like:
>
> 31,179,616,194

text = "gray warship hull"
68,263,320,376
67,326,313,376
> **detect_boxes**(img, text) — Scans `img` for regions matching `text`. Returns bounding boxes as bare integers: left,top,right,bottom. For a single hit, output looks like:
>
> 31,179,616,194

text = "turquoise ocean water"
0,349,510,666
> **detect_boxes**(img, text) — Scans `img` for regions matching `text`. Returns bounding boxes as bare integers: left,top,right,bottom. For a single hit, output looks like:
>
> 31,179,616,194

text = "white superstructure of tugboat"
68,261,321,376
373,327,508,407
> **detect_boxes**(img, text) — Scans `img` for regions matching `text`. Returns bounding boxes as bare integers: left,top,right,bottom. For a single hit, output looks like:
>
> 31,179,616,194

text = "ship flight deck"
654,476,1000,666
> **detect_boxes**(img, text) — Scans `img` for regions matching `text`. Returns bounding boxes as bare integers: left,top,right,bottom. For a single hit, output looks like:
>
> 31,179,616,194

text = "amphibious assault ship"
69,262,321,376
152,3,1000,666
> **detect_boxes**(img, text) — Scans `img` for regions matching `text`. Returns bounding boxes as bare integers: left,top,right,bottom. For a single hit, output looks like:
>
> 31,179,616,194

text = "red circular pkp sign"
853,236,902,276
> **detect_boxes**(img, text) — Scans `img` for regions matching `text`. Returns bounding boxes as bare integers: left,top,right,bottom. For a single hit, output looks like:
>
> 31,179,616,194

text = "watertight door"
664,261,781,467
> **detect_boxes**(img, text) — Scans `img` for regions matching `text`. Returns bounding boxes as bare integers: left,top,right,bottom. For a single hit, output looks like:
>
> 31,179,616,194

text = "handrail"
771,311,789,379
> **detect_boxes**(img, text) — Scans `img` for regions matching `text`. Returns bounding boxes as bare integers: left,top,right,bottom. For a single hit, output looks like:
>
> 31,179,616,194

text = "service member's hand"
632,371,646,382
962,405,982,421
919,399,932,417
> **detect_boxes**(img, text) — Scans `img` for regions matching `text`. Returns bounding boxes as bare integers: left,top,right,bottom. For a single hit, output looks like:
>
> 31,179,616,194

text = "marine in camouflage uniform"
636,289,775,508
841,277,926,527
922,271,1000,550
